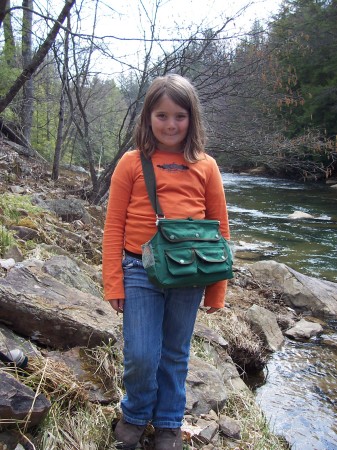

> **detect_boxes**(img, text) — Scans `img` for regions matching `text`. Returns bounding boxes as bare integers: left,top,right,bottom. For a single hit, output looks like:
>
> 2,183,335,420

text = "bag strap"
140,152,165,218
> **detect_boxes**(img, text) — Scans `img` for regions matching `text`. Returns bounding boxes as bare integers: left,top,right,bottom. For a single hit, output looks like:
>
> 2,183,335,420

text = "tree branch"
0,0,76,114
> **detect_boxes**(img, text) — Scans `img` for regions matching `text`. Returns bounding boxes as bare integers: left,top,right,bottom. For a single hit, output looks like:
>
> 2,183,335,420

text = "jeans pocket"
122,256,143,270
123,257,134,270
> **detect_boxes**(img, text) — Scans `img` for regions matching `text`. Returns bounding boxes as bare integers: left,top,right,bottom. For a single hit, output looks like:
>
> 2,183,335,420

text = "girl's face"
150,94,189,153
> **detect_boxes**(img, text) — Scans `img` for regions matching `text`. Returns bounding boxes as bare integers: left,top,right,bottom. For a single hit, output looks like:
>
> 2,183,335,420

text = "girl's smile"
150,95,189,153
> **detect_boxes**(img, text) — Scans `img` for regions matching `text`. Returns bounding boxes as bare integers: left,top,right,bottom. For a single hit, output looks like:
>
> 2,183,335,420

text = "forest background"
0,0,336,205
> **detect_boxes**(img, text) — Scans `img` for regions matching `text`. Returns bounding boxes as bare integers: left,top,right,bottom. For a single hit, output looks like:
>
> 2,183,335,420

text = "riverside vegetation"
2,141,335,449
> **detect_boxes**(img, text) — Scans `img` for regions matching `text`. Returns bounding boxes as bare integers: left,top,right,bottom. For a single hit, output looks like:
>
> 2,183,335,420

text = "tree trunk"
0,0,8,29
90,150,124,205
21,0,33,144
3,0,16,67
52,14,70,181
0,0,76,114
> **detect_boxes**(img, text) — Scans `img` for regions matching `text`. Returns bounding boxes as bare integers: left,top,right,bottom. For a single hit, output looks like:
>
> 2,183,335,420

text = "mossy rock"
18,217,38,230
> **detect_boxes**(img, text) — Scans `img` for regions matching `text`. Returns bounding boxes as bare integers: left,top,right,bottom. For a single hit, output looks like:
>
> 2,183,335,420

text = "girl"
102,74,230,450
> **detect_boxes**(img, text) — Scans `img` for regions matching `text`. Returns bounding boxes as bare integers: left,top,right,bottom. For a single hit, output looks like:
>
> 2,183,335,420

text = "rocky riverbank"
1,140,336,449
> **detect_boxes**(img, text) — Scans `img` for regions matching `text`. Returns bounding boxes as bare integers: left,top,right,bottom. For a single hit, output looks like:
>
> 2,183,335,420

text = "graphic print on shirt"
156,163,189,172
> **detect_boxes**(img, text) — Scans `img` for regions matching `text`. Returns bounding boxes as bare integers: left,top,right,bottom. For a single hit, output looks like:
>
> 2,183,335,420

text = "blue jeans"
121,256,204,428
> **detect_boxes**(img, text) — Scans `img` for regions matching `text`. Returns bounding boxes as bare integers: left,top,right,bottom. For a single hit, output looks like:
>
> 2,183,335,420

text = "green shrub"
0,225,14,257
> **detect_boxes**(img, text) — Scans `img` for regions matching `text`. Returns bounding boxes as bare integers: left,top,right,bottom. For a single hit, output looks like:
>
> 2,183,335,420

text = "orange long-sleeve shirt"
102,149,230,308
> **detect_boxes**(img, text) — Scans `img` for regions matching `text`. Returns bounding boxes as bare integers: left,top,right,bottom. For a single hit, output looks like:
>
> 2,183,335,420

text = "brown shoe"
154,427,183,449
114,417,146,450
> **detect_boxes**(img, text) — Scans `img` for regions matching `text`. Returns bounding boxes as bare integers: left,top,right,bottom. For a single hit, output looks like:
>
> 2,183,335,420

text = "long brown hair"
134,74,206,162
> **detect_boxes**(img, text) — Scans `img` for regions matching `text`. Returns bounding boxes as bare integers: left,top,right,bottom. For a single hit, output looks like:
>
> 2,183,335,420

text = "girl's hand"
108,299,125,313
206,307,221,314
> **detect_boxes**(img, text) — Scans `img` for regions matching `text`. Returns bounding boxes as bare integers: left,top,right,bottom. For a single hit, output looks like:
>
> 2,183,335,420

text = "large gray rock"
193,321,248,393
42,255,102,298
0,262,120,349
10,225,39,241
214,351,250,394
37,244,102,285
249,261,337,318
3,245,24,262
186,355,228,415
0,372,51,428
245,304,284,352
42,198,91,224
32,198,91,224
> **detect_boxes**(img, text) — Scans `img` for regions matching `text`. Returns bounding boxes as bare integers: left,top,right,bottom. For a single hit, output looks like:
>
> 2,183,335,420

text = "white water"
222,172,337,282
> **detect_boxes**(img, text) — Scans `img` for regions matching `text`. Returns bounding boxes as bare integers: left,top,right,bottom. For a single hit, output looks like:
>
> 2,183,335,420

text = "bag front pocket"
195,246,231,274
165,248,197,276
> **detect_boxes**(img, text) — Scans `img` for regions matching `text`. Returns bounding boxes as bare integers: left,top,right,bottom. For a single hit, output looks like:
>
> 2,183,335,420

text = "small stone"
0,258,16,270
287,211,314,219
218,415,241,440
285,319,323,340
192,418,218,444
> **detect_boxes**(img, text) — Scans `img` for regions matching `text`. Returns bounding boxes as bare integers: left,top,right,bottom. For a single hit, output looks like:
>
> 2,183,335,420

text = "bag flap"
158,219,221,242
165,248,195,265
195,247,229,263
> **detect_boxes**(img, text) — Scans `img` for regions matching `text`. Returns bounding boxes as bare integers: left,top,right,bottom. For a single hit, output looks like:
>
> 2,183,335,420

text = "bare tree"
0,0,76,115
62,0,101,191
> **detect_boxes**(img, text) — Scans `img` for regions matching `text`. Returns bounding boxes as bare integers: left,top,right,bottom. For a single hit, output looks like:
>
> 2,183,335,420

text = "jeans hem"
152,420,182,428
122,411,150,427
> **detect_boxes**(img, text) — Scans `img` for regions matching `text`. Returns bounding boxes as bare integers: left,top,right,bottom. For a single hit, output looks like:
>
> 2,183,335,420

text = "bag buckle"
155,214,165,226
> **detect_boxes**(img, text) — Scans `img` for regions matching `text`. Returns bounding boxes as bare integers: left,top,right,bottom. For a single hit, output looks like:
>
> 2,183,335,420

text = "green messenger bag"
142,218,233,288
140,153,234,289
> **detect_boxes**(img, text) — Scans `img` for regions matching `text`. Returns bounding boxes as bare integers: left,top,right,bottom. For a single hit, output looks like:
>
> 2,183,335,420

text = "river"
222,172,337,450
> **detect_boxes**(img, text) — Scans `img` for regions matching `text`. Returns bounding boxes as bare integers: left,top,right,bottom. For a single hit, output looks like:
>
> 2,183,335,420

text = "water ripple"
224,173,337,449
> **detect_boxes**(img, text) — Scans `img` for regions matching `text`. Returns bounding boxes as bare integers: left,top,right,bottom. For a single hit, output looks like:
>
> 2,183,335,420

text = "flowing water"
222,172,337,450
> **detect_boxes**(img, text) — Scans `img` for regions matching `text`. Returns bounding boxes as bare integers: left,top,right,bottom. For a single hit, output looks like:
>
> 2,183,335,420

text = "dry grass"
219,392,290,450
35,402,115,450
197,308,268,373
31,343,124,449
25,356,89,403
83,340,124,403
